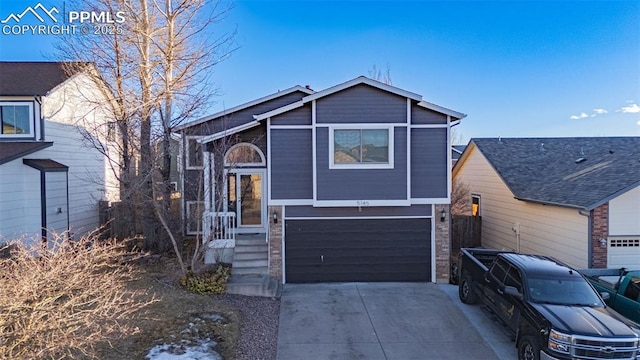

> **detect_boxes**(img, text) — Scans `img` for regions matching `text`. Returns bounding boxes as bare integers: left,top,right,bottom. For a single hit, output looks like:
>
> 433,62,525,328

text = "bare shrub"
0,234,156,359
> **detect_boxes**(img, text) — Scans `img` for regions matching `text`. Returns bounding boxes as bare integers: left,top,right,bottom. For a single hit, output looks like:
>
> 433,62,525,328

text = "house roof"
458,137,640,210
452,145,466,161
175,85,315,131
254,76,466,121
0,62,74,96
23,158,69,172
0,142,53,165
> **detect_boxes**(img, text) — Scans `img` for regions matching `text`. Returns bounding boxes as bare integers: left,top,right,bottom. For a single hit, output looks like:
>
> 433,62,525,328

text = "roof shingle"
0,62,73,96
470,137,640,210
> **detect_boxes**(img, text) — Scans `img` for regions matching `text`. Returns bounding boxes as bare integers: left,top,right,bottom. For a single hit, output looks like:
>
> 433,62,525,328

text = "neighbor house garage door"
608,237,640,269
285,218,431,283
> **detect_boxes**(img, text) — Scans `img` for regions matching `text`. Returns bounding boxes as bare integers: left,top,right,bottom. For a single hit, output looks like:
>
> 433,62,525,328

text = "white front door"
226,169,266,233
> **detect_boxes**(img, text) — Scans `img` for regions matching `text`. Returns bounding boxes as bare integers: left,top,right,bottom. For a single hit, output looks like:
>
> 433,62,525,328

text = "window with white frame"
186,137,203,169
330,126,393,169
472,194,481,217
186,201,205,234
224,143,265,166
0,102,33,136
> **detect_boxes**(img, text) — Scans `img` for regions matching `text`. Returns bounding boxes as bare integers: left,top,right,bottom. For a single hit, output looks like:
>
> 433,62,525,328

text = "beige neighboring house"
453,137,640,269
0,62,119,246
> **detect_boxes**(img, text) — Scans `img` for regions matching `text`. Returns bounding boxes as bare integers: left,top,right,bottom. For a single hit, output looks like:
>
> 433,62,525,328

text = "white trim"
285,215,431,220
267,117,272,202
411,198,451,204
224,142,266,166
281,206,286,284
175,86,314,131
186,201,206,235
254,100,304,121
417,100,466,120
312,100,317,203
446,115,452,204
407,98,412,201
185,135,204,170
0,101,35,138
269,124,313,129
269,199,313,206
312,199,411,207
198,121,260,144
328,125,395,170
409,124,450,129
303,76,422,103
203,151,211,213
225,168,268,233
431,204,436,283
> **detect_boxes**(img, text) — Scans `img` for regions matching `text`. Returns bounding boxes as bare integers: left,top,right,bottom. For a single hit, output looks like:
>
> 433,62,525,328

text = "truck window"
505,266,523,292
490,258,509,283
623,277,640,301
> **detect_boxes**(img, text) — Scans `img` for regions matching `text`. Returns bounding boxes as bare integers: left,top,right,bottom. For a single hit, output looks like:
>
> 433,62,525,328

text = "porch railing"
202,211,236,244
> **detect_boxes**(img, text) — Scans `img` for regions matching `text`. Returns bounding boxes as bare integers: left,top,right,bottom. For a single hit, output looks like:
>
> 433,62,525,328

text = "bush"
0,235,155,359
181,264,231,295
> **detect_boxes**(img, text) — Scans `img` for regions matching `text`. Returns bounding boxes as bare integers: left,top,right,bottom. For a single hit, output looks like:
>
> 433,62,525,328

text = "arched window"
224,143,265,166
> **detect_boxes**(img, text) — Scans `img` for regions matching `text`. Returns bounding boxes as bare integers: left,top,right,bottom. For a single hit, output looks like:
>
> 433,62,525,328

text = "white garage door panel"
609,237,640,269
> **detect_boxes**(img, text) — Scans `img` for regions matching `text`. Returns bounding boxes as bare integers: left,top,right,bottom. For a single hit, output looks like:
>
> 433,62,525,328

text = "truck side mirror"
600,292,611,301
504,286,523,300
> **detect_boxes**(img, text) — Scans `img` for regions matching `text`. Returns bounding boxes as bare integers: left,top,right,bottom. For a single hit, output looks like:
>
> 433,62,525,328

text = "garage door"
609,237,640,268
285,218,431,283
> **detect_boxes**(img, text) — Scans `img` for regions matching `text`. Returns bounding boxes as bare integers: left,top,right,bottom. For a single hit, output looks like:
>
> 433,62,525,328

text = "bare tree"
368,63,392,85
451,178,471,216
56,0,236,256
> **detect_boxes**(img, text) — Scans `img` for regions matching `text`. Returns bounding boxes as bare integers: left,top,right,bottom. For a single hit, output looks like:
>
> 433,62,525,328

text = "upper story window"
0,102,34,137
330,126,394,169
186,136,203,169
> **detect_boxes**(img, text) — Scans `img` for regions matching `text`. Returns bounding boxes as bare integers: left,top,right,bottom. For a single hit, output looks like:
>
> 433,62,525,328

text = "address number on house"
356,200,371,207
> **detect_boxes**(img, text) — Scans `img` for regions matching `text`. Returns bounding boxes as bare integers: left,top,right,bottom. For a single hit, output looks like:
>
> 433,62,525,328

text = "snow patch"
145,339,221,360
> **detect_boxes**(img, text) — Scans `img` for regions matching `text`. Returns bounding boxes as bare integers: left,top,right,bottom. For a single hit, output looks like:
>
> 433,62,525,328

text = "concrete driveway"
276,282,504,360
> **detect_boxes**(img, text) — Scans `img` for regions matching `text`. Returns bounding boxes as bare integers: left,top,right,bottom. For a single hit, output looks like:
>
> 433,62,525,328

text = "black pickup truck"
459,248,640,360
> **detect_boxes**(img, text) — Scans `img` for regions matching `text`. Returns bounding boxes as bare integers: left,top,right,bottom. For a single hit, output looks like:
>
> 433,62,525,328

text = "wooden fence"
450,215,482,284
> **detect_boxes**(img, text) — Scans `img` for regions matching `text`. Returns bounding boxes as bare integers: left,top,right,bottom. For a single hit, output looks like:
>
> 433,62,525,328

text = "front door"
226,169,266,233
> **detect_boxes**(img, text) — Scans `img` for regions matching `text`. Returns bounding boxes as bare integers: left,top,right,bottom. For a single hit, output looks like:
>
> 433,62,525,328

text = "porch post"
203,151,211,213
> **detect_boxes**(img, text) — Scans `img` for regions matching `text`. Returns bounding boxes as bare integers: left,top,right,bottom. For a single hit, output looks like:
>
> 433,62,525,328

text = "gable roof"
0,62,74,96
175,85,315,131
458,137,640,210
254,76,466,121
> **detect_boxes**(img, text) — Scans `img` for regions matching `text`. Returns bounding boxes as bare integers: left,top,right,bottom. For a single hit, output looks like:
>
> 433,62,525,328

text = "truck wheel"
459,275,479,304
518,335,541,360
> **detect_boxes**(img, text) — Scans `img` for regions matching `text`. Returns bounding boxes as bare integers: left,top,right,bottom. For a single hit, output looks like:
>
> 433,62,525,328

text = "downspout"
35,96,44,140
578,209,592,268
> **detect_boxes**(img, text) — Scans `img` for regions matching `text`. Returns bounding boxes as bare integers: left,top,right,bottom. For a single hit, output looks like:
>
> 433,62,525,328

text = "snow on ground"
145,314,225,360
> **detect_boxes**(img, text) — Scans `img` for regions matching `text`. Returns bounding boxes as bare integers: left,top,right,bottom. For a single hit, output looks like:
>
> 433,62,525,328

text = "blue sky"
1,0,638,143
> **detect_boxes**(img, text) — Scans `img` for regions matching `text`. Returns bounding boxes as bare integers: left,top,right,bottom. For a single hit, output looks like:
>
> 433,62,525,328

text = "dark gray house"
176,76,465,284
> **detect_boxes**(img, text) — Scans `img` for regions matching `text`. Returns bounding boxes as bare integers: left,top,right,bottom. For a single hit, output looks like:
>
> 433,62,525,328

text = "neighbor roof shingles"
471,137,640,210
0,62,73,96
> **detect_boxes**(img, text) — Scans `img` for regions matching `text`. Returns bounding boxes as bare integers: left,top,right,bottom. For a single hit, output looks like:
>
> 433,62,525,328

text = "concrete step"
234,244,268,253
236,238,267,247
234,251,268,261
226,274,281,298
232,258,268,268
232,266,268,276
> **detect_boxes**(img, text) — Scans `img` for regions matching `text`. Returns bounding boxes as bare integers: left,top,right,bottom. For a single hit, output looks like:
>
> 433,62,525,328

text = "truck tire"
459,275,479,304
518,335,541,360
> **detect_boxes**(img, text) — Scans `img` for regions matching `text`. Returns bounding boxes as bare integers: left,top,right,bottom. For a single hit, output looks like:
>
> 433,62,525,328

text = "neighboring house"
452,145,465,167
176,76,465,283
453,137,640,270
0,62,117,246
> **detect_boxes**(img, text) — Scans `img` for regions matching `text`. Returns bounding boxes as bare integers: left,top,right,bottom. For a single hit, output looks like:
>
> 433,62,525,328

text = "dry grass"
0,238,241,360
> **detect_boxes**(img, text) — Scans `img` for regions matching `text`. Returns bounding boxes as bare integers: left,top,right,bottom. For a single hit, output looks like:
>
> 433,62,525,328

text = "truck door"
615,276,640,323
499,265,523,331
483,257,510,316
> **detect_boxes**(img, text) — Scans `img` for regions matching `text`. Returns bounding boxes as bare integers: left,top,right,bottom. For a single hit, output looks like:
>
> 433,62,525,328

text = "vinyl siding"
411,105,447,124
315,127,408,201
454,146,589,268
0,158,41,245
38,121,105,237
270,129,313,200
411,128,448,198
609,185,640,235
316,84,407,124
45,172,69,238
271,104,311,125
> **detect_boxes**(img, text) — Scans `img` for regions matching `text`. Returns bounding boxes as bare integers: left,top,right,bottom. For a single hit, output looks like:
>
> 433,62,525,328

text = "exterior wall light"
599,238,607,248
273,210,278,224
440,208,447,222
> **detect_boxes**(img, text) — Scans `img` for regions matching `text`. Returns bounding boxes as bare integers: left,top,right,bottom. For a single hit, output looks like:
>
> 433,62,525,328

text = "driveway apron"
276,282,500,360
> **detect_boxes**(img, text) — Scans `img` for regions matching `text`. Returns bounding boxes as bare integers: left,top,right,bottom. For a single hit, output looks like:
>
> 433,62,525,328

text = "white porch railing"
202,211,236,244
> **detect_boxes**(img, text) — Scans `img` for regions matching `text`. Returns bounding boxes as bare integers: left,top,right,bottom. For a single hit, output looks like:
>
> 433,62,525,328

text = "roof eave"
417,101,466,120
513,196,585,210
302,76,423,103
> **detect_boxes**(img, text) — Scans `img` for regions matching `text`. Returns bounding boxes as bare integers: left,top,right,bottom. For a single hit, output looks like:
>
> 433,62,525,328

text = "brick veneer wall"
591,203,608,268
268,205,283,281
435,204,451,283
